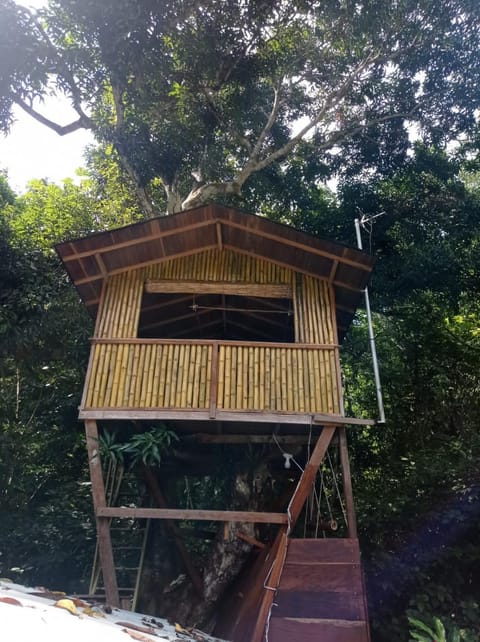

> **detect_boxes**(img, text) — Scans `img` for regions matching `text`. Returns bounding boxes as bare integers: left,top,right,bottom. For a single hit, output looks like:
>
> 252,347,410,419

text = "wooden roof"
55,203,375,337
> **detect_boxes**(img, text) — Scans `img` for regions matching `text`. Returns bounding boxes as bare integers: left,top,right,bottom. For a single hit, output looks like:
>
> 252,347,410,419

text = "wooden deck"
80,338,341,419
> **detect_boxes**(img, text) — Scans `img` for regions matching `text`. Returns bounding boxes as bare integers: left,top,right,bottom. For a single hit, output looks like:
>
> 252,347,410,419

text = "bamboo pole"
201,344,210,408
264,347,271,410
258,347,265,410
191,345,201,408
171,343,181,407
253,346,260,409
275,348,282,411
224,346,231,410
230,346,237,409
150,345,161,407
286,347,293,412
139,343,151,407
205,343,212,409
145,343,156,407
247,346,254,409
216,345,225,409
86,343,101,407
128,345,141,405
237,344,244,410
104,344,118,406
280,347,288,411
181,344,191,407
134,344,146,406
186,344,195,408
157,344,169,407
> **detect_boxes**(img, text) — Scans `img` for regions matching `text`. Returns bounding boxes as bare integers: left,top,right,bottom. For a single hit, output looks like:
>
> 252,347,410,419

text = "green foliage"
0,170,142,589
100,426,179,468
408,615,475,642
338,145,480,642
1,1,480,212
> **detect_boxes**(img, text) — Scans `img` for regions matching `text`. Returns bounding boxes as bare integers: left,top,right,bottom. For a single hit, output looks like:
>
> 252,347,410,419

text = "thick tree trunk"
138,463,274,631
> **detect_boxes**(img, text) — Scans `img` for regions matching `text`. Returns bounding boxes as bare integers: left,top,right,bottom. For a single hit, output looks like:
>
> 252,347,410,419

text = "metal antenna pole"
354,218,386,424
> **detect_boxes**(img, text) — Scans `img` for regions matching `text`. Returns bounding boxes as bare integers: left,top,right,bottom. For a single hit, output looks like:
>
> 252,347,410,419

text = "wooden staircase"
268,538,370,642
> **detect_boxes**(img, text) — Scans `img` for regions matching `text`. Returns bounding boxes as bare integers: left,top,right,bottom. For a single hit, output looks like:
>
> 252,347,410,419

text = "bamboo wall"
85,341,212,409
216,344,339,413
83,248,342,417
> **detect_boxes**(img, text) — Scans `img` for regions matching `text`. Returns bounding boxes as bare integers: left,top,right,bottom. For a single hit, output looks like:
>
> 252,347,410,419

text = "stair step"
268,618,369,642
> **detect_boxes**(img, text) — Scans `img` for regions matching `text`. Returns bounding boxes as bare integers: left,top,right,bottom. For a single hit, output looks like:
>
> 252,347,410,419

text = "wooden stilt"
338,427,358,539
84,420,120,607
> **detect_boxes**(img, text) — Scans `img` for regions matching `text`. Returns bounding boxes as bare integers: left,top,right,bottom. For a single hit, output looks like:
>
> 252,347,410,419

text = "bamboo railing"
82,339,341,415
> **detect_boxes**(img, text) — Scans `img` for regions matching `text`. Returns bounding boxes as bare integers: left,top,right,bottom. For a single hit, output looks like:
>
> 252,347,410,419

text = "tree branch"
14,96,92,135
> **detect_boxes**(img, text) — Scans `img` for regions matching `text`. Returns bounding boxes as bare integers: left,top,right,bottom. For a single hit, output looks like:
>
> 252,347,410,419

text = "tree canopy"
1,0,479,213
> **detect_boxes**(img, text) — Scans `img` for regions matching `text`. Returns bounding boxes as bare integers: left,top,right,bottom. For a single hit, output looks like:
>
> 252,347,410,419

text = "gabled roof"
55,203,375,337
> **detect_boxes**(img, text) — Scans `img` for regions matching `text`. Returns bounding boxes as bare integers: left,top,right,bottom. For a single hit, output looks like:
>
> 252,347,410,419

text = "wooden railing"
82,339,341,416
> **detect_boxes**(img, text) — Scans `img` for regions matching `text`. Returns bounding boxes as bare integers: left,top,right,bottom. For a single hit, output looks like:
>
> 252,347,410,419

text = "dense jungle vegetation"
1,1,480,640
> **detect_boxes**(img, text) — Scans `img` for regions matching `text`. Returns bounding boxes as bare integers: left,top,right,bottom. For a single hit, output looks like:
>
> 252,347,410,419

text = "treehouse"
57,204,375,642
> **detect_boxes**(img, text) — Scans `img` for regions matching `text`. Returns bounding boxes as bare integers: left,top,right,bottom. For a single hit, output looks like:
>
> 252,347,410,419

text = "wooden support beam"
236,530,266,549
288,425,337,529
141,466,204,597
145,279,292,298
339,427,358,538
84,420,120,607
96,507,288,524
94,253,108,279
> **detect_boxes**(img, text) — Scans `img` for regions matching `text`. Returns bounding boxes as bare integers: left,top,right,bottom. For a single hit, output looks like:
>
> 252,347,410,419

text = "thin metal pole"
354,219,386,424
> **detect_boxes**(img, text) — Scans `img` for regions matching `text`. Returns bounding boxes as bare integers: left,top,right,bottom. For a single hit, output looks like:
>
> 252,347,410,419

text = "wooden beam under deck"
97,506,289,524
79,407,375,426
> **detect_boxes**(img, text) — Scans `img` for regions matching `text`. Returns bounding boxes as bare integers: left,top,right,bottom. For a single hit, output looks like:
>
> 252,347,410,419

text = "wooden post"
84,420,120,607
338,427,358,539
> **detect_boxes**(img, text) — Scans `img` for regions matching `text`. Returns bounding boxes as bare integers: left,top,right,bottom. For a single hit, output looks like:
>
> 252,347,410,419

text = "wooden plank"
279,562,363,593
273,590,365,620
97,507,288,524
268,618,369,642
84,420,119,607
145,279,292,298
79,408,365,426
286,538,360,565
